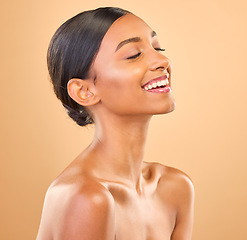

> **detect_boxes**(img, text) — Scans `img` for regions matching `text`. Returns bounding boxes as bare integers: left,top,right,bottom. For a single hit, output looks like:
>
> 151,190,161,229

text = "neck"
87,114,152,191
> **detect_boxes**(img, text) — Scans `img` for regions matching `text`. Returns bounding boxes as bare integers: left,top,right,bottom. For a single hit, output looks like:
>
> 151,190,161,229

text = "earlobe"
67,78,100,106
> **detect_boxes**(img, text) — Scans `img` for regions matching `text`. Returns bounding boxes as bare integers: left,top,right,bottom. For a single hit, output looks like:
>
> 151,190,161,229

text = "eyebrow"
115,31,157,52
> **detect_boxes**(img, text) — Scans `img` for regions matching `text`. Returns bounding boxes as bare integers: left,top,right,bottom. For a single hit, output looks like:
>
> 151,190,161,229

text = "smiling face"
91,13,176,119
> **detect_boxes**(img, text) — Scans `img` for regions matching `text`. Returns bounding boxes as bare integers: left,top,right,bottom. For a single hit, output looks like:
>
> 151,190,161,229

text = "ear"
67,78,100,106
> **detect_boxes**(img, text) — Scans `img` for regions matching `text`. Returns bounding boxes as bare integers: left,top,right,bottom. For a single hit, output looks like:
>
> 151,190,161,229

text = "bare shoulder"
166,165,193,190
147,162,194,240
37,175,115,240
147,162,194,201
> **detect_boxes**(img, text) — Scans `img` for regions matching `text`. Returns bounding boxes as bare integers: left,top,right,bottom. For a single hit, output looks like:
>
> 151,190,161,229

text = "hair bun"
62,103,94,126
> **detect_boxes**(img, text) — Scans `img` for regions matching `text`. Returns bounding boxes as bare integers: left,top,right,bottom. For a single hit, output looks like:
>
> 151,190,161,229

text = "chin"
156,99,176,115
168,100,176,113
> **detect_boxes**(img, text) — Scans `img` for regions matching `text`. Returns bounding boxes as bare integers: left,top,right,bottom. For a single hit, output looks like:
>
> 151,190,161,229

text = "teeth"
152,82,157,88
144,78,169,91
161,80,166,86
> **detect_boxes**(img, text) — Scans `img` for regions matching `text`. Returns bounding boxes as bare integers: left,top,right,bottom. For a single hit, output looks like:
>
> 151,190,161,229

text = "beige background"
1,0,246,239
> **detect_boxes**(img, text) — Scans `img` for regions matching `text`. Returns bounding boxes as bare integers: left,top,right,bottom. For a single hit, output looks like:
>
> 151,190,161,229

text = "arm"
171,174,195,240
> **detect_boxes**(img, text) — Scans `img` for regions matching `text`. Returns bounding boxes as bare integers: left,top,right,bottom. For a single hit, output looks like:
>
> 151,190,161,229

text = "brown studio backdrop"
0,0,246,239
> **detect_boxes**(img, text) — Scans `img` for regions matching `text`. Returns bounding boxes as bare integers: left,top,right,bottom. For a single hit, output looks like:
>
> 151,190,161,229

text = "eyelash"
127,48,166,60
155,48,166,52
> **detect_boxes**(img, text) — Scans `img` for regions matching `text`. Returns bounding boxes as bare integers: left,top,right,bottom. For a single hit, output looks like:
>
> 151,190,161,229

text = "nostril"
149,51,170,71
156,66,165,70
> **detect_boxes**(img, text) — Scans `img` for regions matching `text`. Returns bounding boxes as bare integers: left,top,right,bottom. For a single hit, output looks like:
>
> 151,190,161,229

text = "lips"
142,74,170,92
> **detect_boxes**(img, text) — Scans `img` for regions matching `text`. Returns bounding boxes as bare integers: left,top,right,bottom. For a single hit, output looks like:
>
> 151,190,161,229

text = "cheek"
97,62,146,94
95,63,147,112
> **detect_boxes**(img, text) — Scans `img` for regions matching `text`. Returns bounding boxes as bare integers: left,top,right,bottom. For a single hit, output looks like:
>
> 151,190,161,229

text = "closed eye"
126,52,142,60
154,48,165,52
126,48,165,60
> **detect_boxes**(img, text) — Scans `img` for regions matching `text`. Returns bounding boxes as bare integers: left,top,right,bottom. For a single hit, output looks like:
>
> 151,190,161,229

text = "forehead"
99,14,153,50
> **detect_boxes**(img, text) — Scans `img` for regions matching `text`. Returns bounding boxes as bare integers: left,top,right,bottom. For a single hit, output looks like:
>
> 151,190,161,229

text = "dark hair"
47,7,129,126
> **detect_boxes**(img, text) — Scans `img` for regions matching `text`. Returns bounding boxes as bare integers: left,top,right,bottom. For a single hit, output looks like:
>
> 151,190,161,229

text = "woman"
37,7,194,240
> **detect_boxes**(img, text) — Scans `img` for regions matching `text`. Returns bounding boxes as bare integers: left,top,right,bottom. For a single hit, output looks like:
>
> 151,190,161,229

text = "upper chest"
102,167,176,240
112,188,176,240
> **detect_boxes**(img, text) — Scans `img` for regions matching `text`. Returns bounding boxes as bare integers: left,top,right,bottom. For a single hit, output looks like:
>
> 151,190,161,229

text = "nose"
149,51,170,72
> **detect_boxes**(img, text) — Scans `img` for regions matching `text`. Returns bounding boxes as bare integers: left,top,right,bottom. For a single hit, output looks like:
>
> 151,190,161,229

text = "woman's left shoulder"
163,165,194,189
147,162,194,202
145,162,195,238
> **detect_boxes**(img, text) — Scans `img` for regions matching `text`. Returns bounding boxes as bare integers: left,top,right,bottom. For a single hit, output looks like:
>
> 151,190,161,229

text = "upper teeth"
144,79,169,91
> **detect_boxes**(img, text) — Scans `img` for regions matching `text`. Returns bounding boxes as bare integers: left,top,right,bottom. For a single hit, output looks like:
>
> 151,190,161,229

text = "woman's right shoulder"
48,175,115,209
37,176,115,240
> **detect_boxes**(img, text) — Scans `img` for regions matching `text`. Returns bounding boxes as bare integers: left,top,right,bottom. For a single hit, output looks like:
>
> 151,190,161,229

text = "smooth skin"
37,13,194,240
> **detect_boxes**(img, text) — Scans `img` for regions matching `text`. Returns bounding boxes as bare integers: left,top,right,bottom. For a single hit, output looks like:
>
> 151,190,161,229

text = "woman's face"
91,14,176,117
